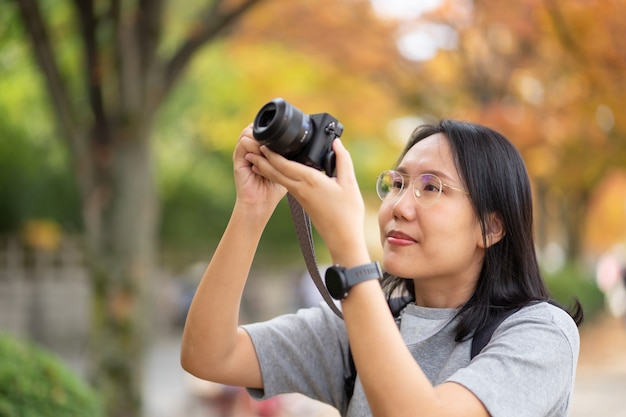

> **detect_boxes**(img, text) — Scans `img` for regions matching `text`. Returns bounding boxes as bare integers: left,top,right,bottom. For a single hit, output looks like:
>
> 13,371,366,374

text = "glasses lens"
376,170,403,200
414,174,442,206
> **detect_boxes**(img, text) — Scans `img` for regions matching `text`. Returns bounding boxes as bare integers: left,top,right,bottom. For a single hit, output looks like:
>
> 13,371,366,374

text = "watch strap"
345,262,382,287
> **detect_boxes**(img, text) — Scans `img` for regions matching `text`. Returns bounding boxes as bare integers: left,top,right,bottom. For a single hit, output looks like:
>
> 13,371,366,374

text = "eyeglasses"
376,170,468,207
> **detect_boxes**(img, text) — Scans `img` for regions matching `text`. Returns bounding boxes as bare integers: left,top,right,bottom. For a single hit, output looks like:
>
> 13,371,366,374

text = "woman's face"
378,133,485,306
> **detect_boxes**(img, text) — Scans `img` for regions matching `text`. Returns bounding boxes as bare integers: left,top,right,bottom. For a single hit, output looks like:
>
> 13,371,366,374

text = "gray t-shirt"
242,301,579,417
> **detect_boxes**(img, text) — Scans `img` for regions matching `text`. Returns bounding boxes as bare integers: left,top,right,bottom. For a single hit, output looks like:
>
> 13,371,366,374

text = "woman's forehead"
399,133,456,174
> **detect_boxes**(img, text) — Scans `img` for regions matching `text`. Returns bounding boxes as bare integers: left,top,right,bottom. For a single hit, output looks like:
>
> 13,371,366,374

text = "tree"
11,1,267,415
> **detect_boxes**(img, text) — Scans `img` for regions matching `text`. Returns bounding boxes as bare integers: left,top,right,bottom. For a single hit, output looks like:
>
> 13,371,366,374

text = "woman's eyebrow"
396,167,457,182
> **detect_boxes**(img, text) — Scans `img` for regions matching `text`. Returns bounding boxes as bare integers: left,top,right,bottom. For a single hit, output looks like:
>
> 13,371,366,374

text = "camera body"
252,98,344,176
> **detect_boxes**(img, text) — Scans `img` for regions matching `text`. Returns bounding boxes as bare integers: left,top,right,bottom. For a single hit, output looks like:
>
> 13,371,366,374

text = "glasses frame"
376,170,468,207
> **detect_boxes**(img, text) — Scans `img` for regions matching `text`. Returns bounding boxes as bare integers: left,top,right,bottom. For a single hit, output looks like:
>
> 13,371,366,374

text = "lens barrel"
252,98,312,157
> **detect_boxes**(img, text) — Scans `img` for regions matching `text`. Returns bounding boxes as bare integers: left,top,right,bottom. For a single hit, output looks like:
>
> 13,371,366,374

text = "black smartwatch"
325,262,382,300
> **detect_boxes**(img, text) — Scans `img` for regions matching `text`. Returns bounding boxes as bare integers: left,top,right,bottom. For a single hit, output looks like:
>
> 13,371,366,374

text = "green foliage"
1,9,401,255
544,264,605,322
0,13,80,235
0,117,80,234
0,334,103,417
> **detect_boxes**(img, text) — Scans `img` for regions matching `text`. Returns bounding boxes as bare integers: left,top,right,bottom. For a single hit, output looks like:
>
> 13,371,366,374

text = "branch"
159,0,266,102
71,0,109,144
134,0,165,122
14,0,82,152
107,0,164,121
543,0,588,66
107,0,143,118
137,0,164,76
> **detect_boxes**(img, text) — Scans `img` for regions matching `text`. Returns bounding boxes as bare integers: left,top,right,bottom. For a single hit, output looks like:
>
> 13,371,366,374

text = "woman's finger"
256,145,318,186
331,139,357,184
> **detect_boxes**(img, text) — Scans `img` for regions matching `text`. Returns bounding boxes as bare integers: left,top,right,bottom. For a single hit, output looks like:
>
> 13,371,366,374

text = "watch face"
325,267,347,300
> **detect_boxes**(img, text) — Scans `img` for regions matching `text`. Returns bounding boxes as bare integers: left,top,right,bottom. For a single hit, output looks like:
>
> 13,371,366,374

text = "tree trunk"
561,190,589,266
12,1,270,415
84,128,157,417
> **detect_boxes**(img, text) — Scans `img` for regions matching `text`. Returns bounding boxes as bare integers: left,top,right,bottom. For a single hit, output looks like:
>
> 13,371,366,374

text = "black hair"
381,119,583,341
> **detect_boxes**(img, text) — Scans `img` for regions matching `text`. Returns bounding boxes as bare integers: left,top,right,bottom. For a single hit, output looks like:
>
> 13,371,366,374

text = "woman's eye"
392,180,403,189
420,181,441,193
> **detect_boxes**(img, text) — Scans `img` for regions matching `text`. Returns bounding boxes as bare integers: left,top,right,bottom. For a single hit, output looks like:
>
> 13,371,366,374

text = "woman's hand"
246,138,368,265
233,124,287,216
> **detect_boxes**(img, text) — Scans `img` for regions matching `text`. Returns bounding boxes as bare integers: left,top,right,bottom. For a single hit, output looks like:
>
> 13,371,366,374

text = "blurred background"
0,0,624,416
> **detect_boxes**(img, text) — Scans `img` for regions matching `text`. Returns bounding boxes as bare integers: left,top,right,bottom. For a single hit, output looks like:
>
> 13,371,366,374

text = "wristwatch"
325,262,382,300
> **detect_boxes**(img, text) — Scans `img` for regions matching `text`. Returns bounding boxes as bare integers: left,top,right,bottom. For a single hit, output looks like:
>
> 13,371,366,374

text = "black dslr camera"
252,98,344,176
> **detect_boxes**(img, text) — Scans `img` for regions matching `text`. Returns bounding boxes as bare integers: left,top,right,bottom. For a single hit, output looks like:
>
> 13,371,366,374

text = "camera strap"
287,193,344,319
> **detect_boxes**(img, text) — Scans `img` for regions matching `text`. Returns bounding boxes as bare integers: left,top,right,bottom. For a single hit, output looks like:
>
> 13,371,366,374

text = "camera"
252,98,344,176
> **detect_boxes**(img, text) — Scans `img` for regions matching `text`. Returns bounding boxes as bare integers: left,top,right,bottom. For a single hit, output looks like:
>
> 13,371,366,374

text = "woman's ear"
480,213,506,248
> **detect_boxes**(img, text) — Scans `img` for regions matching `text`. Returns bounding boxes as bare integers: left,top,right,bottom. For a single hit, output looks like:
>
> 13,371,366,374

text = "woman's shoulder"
502,301,580,348
515,300,578,324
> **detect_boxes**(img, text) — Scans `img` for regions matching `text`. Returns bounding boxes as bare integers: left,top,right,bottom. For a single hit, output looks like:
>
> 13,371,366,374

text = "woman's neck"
411,276,476,309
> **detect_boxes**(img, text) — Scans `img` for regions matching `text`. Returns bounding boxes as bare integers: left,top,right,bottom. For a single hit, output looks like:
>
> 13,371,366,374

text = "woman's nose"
391,186,416,220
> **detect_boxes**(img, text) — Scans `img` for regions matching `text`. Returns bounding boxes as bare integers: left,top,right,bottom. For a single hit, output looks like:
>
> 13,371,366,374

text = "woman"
181,119,583,417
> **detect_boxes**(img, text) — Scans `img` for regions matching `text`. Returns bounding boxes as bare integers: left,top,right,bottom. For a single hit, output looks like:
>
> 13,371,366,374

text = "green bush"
544,264,606,322
0,334,103,417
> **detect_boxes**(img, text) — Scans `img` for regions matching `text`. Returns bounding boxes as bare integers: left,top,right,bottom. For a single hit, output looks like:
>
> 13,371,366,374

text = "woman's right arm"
180,125,286,388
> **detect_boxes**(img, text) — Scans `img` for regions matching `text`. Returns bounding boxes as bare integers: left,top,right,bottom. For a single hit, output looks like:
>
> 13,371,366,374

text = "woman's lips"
386,230,417,246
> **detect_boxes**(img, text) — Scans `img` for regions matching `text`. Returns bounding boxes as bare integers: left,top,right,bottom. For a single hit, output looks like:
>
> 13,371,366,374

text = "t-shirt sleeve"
241,303,351,412
447,303,580,417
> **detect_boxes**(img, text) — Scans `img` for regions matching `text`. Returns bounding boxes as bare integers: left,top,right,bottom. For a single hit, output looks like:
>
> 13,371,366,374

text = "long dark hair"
381,119,583,341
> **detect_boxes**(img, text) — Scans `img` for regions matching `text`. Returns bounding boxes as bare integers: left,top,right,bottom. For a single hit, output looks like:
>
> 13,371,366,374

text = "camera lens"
252,98,312,157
